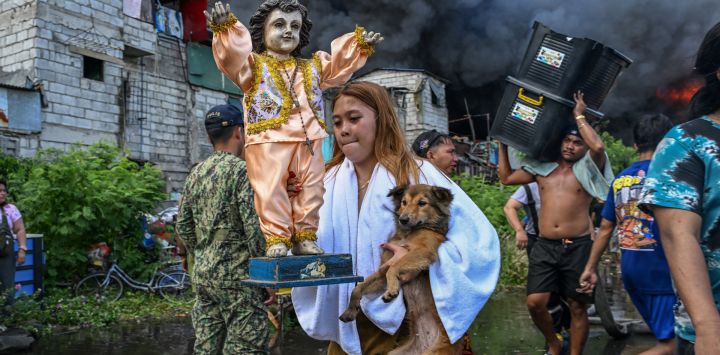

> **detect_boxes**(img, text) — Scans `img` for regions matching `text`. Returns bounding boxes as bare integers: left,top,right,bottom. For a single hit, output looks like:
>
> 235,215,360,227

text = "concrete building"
0,0,240,192
353,68,449,144
0,1,452,192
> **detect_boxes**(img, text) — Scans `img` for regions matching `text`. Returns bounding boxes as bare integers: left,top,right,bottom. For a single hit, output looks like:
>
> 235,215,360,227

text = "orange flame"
656,80,703,106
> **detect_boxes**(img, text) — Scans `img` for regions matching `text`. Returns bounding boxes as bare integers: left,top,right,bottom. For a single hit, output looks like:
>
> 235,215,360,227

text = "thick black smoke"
227,0,720,116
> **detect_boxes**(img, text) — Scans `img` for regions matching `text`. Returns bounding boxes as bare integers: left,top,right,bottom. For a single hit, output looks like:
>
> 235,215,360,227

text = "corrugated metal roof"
0,70,34,90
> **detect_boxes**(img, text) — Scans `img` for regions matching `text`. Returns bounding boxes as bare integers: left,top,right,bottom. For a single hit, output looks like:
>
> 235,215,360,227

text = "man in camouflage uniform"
177,104,273,354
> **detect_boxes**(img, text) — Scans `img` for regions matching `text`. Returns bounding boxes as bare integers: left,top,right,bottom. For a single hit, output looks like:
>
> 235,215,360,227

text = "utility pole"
463,97,476,142
449,98,490,143
448,98,495,179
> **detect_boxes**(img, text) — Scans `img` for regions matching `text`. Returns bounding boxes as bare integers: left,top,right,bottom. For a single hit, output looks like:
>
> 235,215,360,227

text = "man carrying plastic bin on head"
497,92,614,355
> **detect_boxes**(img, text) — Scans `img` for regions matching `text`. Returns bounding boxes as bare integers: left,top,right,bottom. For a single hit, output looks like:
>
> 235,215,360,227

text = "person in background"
498,91,613,355
638,22,720,355
176,105,275,354
504,182,571,348
0,180,28,308
411,129,458,175
292,82,500,355
504,183,541,252
579,114,676,355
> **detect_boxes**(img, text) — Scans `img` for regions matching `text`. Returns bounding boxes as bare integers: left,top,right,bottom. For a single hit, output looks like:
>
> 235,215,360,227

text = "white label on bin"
511,102,539,124
536,46,565,68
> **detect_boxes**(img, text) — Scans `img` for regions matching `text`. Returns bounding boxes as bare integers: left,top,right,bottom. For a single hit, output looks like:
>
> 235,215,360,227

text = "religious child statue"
204,1,383,257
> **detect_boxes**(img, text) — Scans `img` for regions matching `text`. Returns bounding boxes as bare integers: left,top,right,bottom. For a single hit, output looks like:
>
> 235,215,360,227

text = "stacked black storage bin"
490,22,632,161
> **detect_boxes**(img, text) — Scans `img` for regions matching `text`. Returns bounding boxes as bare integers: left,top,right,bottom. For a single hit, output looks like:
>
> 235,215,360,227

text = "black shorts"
527,235,594,304
526,233,539,259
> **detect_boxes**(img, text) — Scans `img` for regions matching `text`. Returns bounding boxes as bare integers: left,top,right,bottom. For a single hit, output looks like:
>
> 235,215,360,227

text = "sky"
225,0,720,133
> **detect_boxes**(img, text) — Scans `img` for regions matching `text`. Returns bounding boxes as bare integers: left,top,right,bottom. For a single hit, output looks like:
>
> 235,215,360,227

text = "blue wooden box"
14,234,45,298
241,254,363,288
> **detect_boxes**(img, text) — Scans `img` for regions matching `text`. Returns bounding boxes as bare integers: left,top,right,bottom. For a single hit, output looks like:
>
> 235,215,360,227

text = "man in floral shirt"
638,21,720,355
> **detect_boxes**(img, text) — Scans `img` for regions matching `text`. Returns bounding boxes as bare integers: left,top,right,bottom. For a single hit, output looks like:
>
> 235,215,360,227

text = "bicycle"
74,260,192,303
267,288,294,348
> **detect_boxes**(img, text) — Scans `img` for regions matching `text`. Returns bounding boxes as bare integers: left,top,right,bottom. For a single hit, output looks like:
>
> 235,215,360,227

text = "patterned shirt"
1,204,22,230
638,116,720,342
176,151,265,289
603,160,673,294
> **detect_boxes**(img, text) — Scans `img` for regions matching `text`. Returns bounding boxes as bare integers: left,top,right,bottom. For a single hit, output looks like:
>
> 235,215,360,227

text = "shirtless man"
498,91,606,355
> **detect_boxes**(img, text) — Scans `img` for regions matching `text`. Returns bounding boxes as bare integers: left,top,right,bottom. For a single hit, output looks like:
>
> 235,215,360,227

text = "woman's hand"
13,218,27,266
287,171,302,198
263,288,276,305
379,243,420,283
379,243,407,268
16,249,25,265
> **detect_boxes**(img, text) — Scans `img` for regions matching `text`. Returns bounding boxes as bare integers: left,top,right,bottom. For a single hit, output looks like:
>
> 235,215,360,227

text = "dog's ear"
431,186,453,205
387,185,407,205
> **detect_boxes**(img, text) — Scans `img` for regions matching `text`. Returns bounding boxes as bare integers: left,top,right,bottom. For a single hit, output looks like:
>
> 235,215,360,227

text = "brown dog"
339,184,462,355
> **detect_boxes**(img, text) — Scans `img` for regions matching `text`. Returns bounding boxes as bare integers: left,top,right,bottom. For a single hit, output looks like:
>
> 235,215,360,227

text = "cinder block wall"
0,0,42,156
0,0,240,192
356,70,448,144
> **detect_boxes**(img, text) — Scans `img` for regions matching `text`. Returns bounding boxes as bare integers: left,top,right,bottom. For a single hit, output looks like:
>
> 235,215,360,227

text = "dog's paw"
382,289,399,303
339,308,358,322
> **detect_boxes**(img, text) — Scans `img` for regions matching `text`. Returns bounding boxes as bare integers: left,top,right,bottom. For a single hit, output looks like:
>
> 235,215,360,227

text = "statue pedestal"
241,254,363,289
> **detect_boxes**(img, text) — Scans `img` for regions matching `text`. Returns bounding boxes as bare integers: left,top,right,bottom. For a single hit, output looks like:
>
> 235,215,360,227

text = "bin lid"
533,21,633,67
505,76,605,119
595,45,633,67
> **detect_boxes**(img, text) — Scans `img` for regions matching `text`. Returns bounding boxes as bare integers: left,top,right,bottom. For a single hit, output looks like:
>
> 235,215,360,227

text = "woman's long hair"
689,21,720,118
326,81,419,186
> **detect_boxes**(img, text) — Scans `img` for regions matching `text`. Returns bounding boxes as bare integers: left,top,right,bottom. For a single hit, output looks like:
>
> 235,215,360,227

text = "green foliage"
451,132,635,287
3,289,192,335
3,143,167,284
601,131,638,175
454,176,527,287
0,153,35,201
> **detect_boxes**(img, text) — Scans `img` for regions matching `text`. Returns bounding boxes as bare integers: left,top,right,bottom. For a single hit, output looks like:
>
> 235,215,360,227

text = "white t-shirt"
510,182,541,235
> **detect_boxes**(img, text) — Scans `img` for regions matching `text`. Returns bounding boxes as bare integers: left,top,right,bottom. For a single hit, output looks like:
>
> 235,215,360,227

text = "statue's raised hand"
204,2,231,25
363,30,384,46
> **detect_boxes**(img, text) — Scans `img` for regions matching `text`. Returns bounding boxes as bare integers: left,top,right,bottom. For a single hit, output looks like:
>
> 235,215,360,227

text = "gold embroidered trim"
245,53,262,108
209,13,238,34
246,117,288,135
245,53,293,135
301,57,315,120
269,54,297,68
266,235,292,249
305,53,325,129
354,25,375,56
312,52,322,80
301,58,313,105
294,230,318,243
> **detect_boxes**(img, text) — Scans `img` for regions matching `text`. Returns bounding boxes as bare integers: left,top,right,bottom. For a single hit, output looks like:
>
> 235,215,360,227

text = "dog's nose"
399,216,409,225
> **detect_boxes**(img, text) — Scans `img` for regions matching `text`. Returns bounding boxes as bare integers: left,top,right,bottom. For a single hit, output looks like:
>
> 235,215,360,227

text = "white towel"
292,158,501,355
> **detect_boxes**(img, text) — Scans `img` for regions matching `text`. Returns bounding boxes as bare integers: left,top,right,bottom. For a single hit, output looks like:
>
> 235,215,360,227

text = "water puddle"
23,289,657,354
